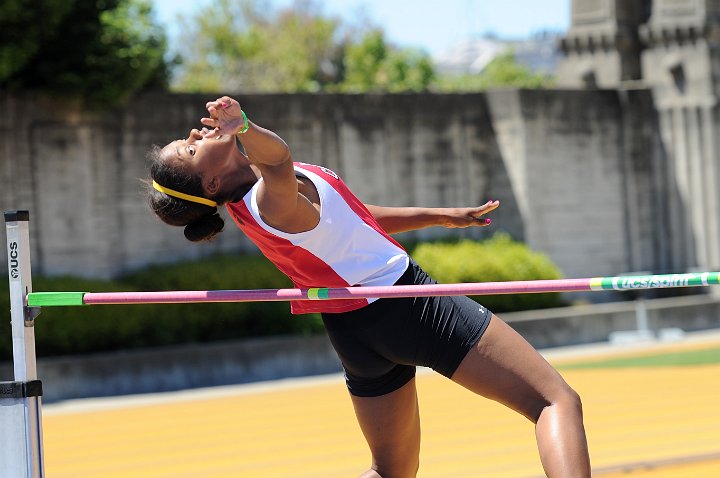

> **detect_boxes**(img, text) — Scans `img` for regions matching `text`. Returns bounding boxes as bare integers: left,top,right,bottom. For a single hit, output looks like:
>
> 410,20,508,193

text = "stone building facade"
559,0,720,281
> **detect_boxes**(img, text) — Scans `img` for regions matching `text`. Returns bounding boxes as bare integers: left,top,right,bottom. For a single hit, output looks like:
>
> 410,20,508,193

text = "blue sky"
152,0,570,56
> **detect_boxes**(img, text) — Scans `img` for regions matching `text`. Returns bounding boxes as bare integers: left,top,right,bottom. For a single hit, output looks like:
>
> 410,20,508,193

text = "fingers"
199,117,219,138
197,125,216,139
448,215,491,229
480,199,500,212
206,96,237,113
204,98,229,127
469,200,500,218
465,200,500,228
205,96,230,110
464,215,492,227
200,117,217,128
201,96,242,137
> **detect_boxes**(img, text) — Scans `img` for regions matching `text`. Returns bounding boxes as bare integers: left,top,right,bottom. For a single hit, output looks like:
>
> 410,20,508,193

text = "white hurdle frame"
2,210,45,478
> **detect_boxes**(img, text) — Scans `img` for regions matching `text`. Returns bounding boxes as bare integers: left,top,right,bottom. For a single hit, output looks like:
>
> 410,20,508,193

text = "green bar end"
27,292,87,307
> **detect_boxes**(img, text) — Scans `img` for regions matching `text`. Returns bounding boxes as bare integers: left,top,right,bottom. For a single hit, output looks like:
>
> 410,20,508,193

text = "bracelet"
237,110,250,134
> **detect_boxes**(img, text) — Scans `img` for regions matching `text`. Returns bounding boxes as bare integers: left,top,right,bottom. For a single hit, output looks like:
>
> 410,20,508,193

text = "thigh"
322,301,418,397
451,315,574,422
350,378,421,475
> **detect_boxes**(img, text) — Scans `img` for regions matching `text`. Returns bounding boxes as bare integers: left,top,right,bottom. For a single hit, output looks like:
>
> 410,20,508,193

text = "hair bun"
184,211,224,242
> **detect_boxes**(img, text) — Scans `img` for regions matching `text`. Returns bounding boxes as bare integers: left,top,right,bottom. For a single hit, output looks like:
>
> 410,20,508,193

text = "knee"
528,383,584,423
557,385,583,415
549,383,584,419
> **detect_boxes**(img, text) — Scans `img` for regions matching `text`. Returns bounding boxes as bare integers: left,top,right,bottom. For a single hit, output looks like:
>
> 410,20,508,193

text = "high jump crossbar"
25,271,720,306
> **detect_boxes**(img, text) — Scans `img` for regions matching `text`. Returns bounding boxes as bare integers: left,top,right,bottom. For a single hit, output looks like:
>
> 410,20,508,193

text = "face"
163,128,238,171
161,129,251,194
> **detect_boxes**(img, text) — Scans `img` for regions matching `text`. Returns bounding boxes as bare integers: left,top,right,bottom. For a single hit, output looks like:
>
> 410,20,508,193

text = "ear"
203,174,221,197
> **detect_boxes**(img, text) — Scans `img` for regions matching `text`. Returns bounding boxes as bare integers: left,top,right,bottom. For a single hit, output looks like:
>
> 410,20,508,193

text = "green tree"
174,0,343,93
434,51,553,92
340,29,434,92
0,0,171,106
173,0,434,93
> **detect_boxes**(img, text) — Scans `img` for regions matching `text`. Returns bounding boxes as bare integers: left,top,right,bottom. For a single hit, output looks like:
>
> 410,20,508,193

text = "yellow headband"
152,180,217,207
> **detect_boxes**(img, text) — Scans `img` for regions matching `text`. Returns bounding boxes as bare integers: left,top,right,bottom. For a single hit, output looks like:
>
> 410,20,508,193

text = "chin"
232,137,249,160
208,133,239,156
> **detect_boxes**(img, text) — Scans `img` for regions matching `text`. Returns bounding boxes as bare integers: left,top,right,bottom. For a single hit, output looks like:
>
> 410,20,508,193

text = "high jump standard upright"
2,211,44,478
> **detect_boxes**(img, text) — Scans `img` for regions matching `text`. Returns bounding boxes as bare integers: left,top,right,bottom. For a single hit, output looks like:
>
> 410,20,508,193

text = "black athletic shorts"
321,260,492,397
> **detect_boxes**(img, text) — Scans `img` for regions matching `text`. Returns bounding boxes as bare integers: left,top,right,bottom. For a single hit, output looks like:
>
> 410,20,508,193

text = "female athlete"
146,96,591,478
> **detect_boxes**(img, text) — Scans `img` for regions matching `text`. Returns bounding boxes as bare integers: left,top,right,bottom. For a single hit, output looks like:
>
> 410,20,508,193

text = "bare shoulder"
256,163,320,233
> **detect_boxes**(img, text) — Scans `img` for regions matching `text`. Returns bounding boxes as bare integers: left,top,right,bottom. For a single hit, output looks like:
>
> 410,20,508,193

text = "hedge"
1,236,566,359
0,254,323,360
410,233,565,312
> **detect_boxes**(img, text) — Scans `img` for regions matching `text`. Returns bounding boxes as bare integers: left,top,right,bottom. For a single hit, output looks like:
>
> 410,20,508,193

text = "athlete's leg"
351,378,421,478
451,315,591,478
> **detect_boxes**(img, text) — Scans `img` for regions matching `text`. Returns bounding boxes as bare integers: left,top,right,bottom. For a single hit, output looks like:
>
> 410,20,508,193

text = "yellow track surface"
43,339,720,477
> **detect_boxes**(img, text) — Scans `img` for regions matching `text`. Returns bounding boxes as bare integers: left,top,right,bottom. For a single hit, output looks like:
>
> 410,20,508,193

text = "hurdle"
5,209,720,478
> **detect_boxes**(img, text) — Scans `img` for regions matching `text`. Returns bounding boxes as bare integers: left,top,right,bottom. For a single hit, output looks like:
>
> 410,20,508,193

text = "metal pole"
3,210,45,478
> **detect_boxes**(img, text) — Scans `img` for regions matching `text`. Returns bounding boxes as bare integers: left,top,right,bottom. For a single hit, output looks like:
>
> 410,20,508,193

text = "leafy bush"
1,237,565,360
0,254,323,360
410,233,565,313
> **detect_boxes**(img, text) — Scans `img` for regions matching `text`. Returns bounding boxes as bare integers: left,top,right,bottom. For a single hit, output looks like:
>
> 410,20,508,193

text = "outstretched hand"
442,200,500,228
201,96,247,138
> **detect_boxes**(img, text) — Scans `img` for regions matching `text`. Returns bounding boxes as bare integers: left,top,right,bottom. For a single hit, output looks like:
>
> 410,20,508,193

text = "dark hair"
146,145,225,242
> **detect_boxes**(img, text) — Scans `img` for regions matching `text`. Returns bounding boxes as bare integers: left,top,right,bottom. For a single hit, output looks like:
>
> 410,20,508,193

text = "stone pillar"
558,0,650,88
487,89,631,282
640,0,720,275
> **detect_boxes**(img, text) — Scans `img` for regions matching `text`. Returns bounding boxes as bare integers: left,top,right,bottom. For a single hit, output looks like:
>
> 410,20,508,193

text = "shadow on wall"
321,93,525,245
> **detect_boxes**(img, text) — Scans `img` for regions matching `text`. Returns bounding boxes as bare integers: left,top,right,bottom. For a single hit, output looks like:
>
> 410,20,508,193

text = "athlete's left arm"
365,200,499,234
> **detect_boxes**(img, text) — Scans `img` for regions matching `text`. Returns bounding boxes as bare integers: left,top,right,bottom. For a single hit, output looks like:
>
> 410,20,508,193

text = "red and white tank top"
225,163,409,314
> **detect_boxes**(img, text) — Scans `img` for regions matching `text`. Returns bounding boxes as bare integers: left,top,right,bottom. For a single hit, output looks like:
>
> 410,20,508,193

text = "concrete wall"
1,89,688,286
4,335,342,402
489,89,629,279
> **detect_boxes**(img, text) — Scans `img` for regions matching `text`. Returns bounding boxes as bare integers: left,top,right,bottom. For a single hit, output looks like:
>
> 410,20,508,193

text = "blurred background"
1,1,720,476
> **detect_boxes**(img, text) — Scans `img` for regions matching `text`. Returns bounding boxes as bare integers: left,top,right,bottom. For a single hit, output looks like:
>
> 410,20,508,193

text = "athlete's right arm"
239,123,306,229
201,96,292,169
201,96,317,231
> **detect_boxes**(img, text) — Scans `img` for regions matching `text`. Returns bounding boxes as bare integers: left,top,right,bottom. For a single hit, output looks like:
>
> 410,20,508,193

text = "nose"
186,129,203,143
